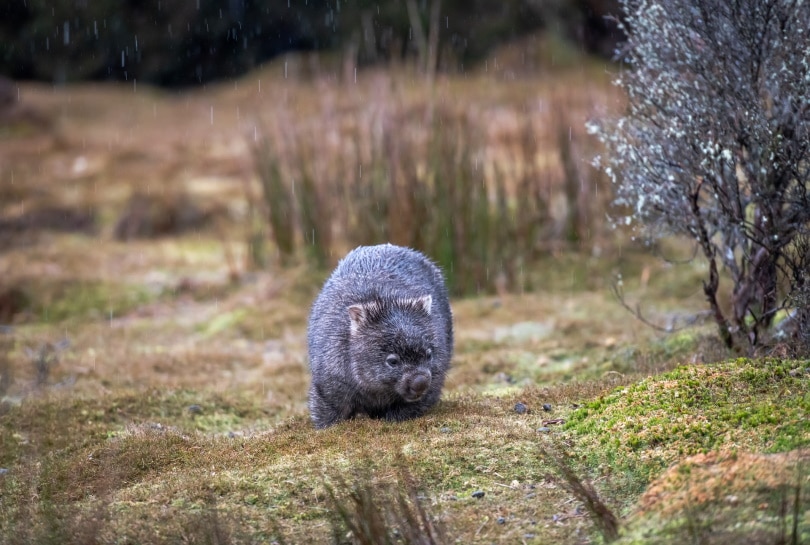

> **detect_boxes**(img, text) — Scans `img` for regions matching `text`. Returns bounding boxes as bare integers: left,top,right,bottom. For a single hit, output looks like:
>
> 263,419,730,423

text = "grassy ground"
1,53,808,544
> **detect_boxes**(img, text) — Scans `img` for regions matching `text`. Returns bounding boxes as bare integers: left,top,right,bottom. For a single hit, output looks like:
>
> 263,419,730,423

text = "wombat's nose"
411,375,430,396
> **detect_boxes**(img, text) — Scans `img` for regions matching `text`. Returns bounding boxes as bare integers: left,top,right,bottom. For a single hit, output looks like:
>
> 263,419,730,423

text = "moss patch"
19,279,157,324
619,450,810,544
563,358,810,508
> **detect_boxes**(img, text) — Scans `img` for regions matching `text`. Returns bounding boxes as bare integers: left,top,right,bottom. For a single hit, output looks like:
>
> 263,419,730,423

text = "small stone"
496,516,506,525
187,404,203,415
523,534,536,539
542,403,553,412
0,468,8,476
514,402,528,414
536,427,551,433
440,427,452,433
472,490,485,499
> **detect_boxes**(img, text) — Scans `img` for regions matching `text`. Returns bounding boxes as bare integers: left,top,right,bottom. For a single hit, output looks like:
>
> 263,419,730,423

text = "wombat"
307,244,453,429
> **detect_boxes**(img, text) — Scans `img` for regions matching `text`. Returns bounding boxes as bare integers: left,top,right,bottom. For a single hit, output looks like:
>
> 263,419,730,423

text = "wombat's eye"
386,354,401,367
426,348,433,360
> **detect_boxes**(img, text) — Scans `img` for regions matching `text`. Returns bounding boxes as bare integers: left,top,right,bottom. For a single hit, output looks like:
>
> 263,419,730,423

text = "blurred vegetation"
251,93,608,296
0,0,623,86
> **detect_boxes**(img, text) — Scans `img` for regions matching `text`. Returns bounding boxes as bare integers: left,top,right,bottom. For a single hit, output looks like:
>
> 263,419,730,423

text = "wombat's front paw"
309,389,346,429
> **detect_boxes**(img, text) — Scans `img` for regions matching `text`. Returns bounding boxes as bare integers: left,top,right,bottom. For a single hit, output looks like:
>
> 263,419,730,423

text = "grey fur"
307,244,453,429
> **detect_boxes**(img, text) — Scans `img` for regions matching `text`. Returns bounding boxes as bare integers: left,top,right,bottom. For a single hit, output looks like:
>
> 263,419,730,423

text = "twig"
611,279,675,332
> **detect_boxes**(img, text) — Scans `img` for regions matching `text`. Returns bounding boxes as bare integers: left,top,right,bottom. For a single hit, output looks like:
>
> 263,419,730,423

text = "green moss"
659,330,699,357
28,280,157,324
562,358,810,509
196,309,248,337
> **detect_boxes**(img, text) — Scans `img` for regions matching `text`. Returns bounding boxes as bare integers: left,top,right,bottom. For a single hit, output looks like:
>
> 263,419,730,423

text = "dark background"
0,0,623,87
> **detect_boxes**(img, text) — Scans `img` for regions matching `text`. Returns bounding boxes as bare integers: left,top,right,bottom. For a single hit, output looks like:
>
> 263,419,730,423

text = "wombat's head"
347,294,437,403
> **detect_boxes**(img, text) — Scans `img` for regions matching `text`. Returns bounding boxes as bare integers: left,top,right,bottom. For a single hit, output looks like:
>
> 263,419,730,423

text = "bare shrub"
783,234,810,353
590,0,810,352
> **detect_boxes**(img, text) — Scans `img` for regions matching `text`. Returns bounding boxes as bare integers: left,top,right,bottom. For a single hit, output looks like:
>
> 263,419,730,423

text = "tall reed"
250,79,608,295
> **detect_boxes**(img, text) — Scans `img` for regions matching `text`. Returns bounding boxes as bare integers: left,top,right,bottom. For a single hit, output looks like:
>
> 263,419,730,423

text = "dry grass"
246,65,613,292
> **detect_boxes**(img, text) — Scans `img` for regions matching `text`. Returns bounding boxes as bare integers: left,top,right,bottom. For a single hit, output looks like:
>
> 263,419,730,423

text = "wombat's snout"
405,373,431,401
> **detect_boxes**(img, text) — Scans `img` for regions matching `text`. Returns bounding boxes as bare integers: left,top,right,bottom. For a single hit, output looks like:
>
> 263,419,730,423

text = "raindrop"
284,61,287,79
210,105,214,125
121,50,125,67
133,79,137,93
63,21,70,45
135,35,138,52
94,20,98,38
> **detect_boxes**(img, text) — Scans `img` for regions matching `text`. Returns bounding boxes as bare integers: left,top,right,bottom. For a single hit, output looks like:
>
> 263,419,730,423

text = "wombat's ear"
395,295,432,315
348,304,367,335
348,301,384,334
414,294,432,315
